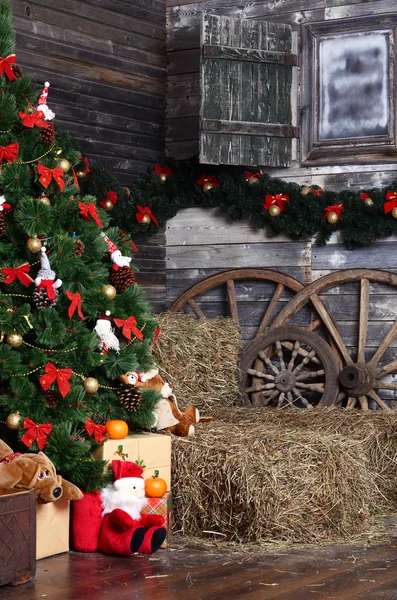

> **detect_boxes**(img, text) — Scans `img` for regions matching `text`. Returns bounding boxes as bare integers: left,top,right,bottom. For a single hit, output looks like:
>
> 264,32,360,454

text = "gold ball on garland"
103,199,114,211
392,207,397,219
83,377,99,394
327,211,339,224
6,412,21,430
121,187,131,196
25,106,34,114
58,158,71,173
38,196,51,206
159,173,167,184
101,284,117,299
300,186,311,196
141,214,151,225
364,197,374,207
6,333,23,347
76,170,86,179
248,176,260,185
55,147,63,156
268,205,281,217
26,237,42,253
203,182,213,192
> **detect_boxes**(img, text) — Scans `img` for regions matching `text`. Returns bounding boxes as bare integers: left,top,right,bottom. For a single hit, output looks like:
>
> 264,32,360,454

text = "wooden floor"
3,539,397,599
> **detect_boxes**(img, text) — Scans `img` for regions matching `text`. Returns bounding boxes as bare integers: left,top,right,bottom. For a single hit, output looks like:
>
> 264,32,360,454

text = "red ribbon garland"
84,418,106,443
36,279,57,300
153,164,174,177
153,326,161,348
384,191,397,214
323,203,344,220
244,171,262,182
135,205,158,226
18,110,49,129
66,290,85,320
1,263,33,287
114,316,144,341
100,191,118,209
21,417,53,451
263,193,290,213
0,55,16,81
0,142,18,163
39,362,73,398
37,163,65,191
197,175,220,188
78,202,103,228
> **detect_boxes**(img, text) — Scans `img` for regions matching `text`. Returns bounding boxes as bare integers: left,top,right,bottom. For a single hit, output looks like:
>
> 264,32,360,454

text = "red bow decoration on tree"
0,142,18,163
114,316,144,341
360,192,371,202
0,54,16,81
263,193,290,213
66,290,85,320
135,205,158,226
244,171,262,183
2,263,33,287
323,203,344,220
197,175,220,188
39,362,73,398
78,202,103,228
153,165,174,177
21,417,53,451
384,191,397,214
100,191,118,209
84,418,106,443
19,110,49,129
37,163,65,191
78,156,91,175
305,186,323,196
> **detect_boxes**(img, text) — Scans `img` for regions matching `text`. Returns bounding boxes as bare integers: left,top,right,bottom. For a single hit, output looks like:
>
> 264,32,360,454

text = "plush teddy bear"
0,440,83,504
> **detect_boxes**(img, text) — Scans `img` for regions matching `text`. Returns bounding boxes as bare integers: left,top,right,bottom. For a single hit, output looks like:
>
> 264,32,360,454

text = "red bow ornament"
197,175,220,188
0,54,16,81
323,203,344,220
244,171,262,183
153,165,174,177
21,417,53,451
100,191,118,209
0,142,18,163
40,362,73,398
84,418,106,443
2,263,33,287
135,205,158,226
114,316,144,341
384,191,397,214
19,110,49,129
66,290,85,320
37,163,65,191
78,202,103,228
263,193,290,213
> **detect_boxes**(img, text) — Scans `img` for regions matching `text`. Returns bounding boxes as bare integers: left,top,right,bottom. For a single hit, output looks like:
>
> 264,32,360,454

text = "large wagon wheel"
268,269,397,411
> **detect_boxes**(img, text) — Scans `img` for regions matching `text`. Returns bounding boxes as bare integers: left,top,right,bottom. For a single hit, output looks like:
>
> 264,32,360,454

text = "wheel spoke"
373,381,397,391
367,389,392,412
287,340,300,371
310,294,353,365
258,350,279,374
336,392,346,405
276,392,285,409
292,350,316,375
296,369,325,381
226,279,239,325
187,298,206,319
368,319,397,369
245,383,275,393
295,382,325,393
287,391,298,408
358,396,369,410
347,397,357,409
306,319,322,332
281,342,321,365
262,389,280,407
377,360,397,377
256,284,285,336
246,369,275,380
358,279,370,364
293,387,312,408
275,341,286,370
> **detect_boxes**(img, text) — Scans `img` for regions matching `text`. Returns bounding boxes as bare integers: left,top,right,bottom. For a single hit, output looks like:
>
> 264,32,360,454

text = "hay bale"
172,408,397,545
154,313,243,411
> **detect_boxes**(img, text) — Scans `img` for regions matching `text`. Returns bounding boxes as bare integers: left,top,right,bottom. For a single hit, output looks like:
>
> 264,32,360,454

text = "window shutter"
200,14,298,167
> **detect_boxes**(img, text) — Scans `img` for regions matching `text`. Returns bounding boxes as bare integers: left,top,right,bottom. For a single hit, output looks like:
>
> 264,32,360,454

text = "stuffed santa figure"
33,246,62,309
99,461,166,555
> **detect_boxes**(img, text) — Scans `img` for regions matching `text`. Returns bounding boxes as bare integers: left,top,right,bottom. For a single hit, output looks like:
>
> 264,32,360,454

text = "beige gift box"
36,497,70,560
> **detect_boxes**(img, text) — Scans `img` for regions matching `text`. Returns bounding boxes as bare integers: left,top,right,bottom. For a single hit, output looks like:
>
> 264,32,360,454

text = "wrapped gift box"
141,491,172,549
36,497,70,560
0,489,36,586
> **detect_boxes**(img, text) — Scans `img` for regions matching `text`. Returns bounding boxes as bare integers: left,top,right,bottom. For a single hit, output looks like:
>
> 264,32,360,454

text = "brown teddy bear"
0,439,83,504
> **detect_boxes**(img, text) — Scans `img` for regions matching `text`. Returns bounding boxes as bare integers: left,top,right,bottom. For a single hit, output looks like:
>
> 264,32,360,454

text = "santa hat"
38,82,50,106
102,233,118,255
37,82,55,121
112,460,144,490
37,246,55,280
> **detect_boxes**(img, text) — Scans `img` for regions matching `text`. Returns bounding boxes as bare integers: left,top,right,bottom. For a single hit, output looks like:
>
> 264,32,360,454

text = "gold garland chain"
16,147,53,165
22,341,78,354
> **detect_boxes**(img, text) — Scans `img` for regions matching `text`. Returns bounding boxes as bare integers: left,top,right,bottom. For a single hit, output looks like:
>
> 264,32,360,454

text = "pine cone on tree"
11,64,23,79
118,384,142,412
45,391,58,408
108,266,136,293
33,287,58,309
73,239,85,258
0,212,6,237
41,121,55,146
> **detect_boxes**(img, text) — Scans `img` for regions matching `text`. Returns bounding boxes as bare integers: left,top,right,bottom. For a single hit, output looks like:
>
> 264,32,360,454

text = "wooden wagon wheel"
269,269,397,411
240,326,340,408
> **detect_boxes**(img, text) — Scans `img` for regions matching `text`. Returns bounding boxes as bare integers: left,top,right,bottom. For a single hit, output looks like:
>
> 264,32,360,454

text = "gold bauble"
6,412,21,430
55,147,63,156
101,284,117,299
38,196,51,206
103,199,114,211
121,187,131,196
301,186,311,196
83,377,99,394
26,237,42,253
76,170,86,179
159,173,167,184
58,158,71,173
327,211,339,224
268,205,281,217
203,182,213,192
6,333,23,347
248,176,260,185
25,106,34,114
392,207,397,219
365,197,374,207
141,214,151,224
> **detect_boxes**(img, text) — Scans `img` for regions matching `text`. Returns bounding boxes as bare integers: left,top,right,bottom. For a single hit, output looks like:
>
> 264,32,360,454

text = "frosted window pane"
319,33,389,140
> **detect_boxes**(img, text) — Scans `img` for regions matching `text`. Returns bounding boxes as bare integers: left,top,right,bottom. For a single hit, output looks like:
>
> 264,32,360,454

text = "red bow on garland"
21,417,53,451
66,290,85,320
18,110,49,129
153,165,174,177
263,193,290,213
135,205,158,226
360,193,371,202
305,186,323,196
244,171,262,183
78,156,91,175
0,142,18,163
384,191,397,214
323,203,344,220
78,202,103,228
39,362,73,398
197,175,220,188
84,418,106,443
37,163,65,191
1,263,33,287
114,316,144,341
100,191,118,209
0,54,16,81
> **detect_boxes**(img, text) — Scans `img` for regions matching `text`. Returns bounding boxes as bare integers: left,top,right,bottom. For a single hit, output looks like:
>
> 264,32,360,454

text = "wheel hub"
339,364,374,397
275,370,296,393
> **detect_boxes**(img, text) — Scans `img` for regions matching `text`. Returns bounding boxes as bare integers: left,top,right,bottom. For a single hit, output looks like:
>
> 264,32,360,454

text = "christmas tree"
0,1,160,491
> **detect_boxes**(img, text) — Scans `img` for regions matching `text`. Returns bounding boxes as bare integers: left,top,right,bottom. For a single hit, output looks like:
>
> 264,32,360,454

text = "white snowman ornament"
33,247,62,309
